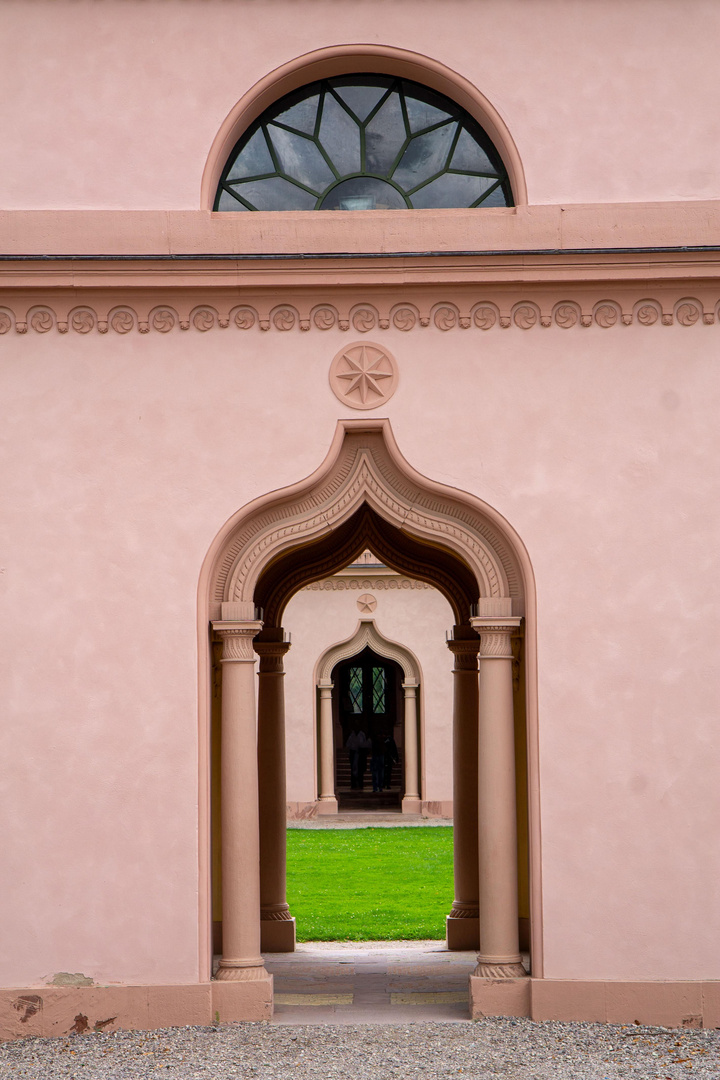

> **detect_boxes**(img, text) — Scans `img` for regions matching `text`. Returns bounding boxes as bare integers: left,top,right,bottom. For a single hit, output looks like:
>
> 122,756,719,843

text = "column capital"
212,620,263,662
401,680,418,691
254,639,291,673
317,679,334,690
447,637,481,671
470,617,522,659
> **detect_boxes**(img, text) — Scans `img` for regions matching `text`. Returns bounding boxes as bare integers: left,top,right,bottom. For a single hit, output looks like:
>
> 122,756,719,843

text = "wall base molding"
2,977,717,1039
469,977,720,1029
0,979,273,1041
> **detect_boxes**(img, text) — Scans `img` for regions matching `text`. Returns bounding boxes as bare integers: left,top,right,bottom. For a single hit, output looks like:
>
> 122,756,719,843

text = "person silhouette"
383,731,399,790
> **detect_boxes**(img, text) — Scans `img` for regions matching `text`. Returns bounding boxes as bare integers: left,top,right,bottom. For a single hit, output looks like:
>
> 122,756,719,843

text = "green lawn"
286,826,453,941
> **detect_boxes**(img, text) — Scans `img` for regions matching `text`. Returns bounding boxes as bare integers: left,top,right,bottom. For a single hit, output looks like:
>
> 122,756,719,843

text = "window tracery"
215,75,512,211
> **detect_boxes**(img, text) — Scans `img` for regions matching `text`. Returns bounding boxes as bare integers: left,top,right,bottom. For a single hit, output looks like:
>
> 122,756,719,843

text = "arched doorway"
314,617,424,814
199,418,539,1015
334,647,403,808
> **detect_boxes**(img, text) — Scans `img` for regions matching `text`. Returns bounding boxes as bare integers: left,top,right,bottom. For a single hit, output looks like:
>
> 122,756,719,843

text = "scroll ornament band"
304,576,432,592
0,296,715,336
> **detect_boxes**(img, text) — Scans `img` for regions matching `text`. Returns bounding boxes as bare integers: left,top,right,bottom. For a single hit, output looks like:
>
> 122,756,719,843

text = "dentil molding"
0,295,718,335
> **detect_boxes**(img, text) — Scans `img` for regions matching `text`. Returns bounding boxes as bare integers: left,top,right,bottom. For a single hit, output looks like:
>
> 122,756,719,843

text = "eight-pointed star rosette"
329,343,398,410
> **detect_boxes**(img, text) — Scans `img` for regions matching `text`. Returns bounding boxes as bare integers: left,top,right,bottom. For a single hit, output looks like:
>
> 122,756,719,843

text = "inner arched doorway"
335,647,403,807
199,418,539,1015
314,618,424,814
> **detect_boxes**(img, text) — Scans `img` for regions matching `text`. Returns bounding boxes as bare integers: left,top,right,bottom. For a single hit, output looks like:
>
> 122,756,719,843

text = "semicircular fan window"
215,75,512,211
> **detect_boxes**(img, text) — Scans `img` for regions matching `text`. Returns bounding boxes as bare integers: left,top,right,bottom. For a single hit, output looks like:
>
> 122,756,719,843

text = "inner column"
317,679,339,814
256,631,296,952
445,630,480,950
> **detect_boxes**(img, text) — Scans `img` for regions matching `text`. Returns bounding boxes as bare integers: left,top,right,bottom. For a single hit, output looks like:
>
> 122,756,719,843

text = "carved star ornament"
329,343,398,410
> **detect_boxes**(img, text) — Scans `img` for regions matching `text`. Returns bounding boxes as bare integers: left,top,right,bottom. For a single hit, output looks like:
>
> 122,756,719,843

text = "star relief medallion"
357,594,377,614
329,342,398,410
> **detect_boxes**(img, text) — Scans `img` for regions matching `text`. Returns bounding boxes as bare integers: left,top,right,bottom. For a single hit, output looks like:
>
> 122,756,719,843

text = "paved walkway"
276,817,468,1021
288,813,453,829
266,941,489,1024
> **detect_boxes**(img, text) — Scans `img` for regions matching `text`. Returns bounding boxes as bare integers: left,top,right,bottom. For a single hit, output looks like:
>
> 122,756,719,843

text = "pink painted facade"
1,0,719,1034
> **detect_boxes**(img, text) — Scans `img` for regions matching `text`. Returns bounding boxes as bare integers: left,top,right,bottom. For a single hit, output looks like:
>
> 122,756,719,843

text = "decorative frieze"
304,576,433,592
0,294,716,335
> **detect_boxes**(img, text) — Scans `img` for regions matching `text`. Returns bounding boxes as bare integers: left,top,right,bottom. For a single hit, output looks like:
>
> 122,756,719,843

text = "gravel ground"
1,1019,718,1079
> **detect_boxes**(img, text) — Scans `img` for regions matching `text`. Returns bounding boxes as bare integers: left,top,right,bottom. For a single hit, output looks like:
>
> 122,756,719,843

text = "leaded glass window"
216,75,512,211
348,666,363,713
372,667,387,714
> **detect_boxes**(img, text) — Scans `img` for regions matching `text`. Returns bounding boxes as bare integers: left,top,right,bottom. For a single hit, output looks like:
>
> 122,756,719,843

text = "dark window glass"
348,667,363,713
372,667,387,714
215,75,512,210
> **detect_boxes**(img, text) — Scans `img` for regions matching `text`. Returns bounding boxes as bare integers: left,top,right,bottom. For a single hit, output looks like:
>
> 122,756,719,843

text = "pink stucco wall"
1,320,718,985
1,0,719,209
1,0,719,998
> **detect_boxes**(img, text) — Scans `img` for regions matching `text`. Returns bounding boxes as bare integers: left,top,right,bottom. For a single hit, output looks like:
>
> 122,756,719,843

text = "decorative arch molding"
197,417,542,983
205,418,526,627
201,44,527,209
315,617,422,685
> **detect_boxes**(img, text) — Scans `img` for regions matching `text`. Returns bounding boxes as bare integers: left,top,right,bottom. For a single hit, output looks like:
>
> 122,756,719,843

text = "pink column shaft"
213,620,268,981
473,616,526,978
446,634,480,948
317,681,338,813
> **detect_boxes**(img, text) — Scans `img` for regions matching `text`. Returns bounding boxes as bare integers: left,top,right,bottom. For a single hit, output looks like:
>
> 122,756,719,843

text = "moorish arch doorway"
315,619,423,814
200,418,539,1010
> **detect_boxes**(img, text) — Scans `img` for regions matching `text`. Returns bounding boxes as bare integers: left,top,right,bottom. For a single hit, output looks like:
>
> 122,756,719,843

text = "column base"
474,960,527,978
316,796,338,815
213,973,273,1022
469,974,530,1019
261,916,296,953
446,915,479,950
402,795,422,814
215,959,268,982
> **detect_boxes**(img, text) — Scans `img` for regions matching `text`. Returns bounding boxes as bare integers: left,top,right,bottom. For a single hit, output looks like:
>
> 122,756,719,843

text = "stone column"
401,680,421,814
471,616,526,979
445,633,481,950
316,680,338,815
255,634,295,953
211,619,271,993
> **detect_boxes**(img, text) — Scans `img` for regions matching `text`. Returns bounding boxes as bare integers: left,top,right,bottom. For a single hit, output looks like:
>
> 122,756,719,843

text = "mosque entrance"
334,648,404,811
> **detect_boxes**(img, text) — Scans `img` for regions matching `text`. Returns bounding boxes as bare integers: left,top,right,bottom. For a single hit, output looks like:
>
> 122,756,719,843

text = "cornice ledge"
3,201,720,262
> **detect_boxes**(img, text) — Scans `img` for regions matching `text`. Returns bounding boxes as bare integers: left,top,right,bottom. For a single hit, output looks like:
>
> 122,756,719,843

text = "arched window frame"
214,74,513,212
202,45,527,209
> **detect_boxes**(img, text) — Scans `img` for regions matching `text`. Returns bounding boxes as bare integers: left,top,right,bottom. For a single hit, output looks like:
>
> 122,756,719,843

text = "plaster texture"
1,322,718,989
2,0,720,209
1,0,719,1031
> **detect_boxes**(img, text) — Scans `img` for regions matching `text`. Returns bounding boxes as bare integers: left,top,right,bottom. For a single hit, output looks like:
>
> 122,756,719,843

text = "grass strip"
286,826,453,941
